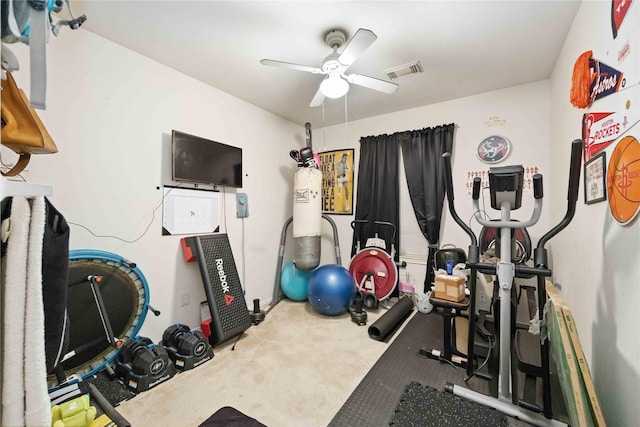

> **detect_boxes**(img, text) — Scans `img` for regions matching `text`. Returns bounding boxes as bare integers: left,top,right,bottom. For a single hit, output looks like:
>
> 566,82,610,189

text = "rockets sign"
583,112,629,161
582,89,640,161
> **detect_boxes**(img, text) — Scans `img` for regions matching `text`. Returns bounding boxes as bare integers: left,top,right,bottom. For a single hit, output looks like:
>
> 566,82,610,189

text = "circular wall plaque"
476,135,511,164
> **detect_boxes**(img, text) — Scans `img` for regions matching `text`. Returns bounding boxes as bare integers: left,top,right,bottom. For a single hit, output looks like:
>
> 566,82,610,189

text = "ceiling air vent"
385,61,423,80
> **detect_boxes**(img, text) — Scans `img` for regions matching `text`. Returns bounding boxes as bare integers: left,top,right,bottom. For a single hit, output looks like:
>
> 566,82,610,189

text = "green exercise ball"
280,262,314,301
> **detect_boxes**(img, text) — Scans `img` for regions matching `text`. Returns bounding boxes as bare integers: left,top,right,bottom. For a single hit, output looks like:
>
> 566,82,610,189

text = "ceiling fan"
260,28,399,107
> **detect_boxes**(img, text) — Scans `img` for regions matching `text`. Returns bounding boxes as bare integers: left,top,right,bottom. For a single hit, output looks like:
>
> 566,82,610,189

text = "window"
398,155,429,263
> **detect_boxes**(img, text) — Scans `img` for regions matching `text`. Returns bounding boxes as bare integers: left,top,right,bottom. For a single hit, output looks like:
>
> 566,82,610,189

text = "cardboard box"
434,275,466,302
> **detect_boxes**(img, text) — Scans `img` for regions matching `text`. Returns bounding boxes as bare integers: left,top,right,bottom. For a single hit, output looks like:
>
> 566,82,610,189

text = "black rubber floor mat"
389,381,508,427
328,311,560,427
84,371,135,407
329,312,485,427
199,406,267,427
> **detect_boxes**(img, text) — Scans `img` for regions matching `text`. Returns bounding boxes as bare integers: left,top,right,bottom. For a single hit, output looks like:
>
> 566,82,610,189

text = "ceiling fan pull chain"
344,93,349,130
322,100,326,124
321,101,327,151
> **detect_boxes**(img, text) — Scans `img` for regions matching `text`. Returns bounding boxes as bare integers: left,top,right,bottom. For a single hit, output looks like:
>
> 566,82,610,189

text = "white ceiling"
68,1,580,127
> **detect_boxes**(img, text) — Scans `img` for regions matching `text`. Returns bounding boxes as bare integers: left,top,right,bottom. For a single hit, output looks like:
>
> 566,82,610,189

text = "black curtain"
351,134,400,262
400,123,455,292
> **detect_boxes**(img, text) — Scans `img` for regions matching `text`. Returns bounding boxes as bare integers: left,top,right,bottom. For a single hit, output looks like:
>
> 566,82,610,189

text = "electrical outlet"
181,292,190,306
236,193,249,218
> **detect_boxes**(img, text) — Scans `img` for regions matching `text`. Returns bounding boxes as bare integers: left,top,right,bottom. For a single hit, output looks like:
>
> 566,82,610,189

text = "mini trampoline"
48,250,150,390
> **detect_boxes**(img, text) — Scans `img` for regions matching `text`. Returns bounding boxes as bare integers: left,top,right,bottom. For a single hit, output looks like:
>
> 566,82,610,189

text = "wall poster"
162,186,220,235
318,149,354,214
584,151,607,204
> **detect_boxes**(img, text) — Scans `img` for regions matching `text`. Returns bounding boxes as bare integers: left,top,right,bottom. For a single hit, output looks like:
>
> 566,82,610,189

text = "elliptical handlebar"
567,139,584,203
533,174,543,199
536,139,584,253
443,152,456,202
442,140,584,253
442,139,584,253
472,177,481,200
442,152,478,259
473,193,543,229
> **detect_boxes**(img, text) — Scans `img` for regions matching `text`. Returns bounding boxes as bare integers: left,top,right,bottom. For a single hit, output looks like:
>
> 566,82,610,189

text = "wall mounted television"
172,130,243,188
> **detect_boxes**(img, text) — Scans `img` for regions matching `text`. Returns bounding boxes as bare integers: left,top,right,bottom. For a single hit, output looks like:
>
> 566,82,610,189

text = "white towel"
1,196,51,427
2,197,29,426
24,196,50,427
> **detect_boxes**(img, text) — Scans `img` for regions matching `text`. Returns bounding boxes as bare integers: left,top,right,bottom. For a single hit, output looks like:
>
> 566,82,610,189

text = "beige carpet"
114,299,408,427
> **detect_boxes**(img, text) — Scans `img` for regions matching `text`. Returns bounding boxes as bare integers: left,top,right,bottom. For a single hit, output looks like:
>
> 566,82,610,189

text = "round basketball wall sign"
607,135,640,224
476,135,511,164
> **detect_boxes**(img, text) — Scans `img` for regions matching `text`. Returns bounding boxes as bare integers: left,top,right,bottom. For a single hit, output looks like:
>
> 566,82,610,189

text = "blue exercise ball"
307,265,356,316
281,262,314,301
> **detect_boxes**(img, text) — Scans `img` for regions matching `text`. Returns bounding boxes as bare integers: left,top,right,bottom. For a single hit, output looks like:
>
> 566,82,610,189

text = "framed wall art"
162,186,221,235
318,149,354,214
584,151,607,204
476,135,511,164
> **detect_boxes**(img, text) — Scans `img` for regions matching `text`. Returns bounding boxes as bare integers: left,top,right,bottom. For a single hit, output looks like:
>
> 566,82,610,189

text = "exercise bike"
441,139,583,426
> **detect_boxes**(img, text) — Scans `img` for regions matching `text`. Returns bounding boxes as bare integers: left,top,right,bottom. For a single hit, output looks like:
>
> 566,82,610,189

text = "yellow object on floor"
90,413,116,427
51,394,96,427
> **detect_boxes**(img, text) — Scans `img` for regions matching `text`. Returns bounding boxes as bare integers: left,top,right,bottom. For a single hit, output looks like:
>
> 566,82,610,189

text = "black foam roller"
368,296,414,341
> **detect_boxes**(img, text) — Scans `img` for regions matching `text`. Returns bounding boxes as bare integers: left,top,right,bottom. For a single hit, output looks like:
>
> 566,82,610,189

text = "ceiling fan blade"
309,86,325,107
346,74,399,94
338,28,377,67
260,59,323,74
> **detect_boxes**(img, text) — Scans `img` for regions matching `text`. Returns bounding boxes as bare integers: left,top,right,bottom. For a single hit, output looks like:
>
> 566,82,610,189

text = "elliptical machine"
441,139,583,426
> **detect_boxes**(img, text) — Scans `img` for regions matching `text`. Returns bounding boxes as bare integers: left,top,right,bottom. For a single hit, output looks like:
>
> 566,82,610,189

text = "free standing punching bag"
293,166,322,270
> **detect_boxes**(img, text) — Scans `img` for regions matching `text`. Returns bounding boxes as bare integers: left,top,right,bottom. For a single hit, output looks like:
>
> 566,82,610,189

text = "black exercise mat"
330,312,483,427
389,381,508,427
84,371,135,407
329,311,556,427
199,406,267,427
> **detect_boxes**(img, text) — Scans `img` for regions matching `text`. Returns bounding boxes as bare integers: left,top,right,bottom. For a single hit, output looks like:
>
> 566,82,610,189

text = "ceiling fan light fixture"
320,75,349,98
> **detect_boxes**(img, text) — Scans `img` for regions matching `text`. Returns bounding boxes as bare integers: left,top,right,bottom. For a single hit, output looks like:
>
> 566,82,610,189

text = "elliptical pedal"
516,329,544,412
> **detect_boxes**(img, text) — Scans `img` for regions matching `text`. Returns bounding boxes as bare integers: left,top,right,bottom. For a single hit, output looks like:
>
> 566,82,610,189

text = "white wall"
549,2,640,425
6,29,304,341
318,80,551,288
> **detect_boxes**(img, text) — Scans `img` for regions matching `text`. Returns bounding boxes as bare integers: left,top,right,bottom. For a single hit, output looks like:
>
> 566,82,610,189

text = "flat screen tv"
172,130,243,188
